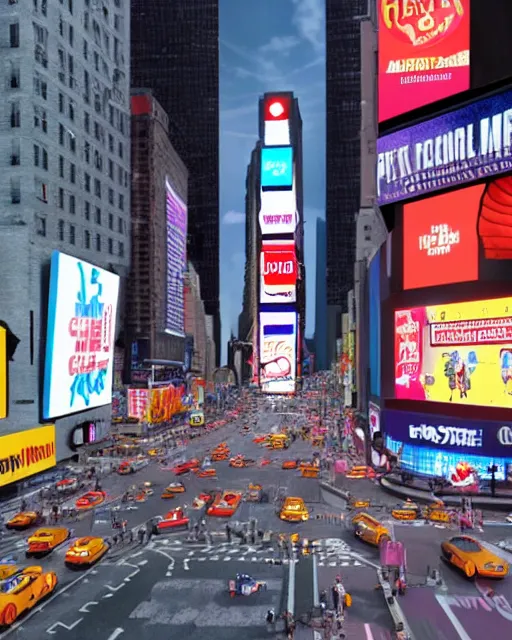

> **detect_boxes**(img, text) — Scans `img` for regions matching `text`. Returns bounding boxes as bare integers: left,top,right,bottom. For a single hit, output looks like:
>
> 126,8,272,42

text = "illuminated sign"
259,187,298,235
43,251,120,419
166,179,187,336
0,426,56,488
189,411,205,427
264,96,291,146
261,146,293,189
127,388,149,420
259,311,297,394
0,327,6,419
395,297,512,409
368,402,380,439
378,0,470,122
377,86,512,205
260,241,297,304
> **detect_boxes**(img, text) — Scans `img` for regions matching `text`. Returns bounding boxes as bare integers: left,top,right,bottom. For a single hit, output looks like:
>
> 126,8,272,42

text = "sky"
219,0,326,363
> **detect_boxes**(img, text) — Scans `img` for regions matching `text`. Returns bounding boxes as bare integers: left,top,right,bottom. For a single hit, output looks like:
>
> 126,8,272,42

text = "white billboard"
259,184,298,236
259,311,297,394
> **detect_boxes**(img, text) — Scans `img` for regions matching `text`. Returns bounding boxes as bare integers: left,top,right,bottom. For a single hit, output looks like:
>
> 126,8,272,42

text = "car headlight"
80,551,89,557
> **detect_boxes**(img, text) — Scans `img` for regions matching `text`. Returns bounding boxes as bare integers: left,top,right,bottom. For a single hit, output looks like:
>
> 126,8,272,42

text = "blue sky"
219,0,326,362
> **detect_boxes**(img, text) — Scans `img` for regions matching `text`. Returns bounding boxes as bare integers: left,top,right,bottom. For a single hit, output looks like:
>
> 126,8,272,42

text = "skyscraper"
325,0,367,363
130,1,221,364
314,217,328,371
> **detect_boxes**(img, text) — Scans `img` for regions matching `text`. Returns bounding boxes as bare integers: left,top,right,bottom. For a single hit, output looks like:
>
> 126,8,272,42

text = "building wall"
314,217,328,370
184,262,207,377
131,0,221,364
0,0,131,460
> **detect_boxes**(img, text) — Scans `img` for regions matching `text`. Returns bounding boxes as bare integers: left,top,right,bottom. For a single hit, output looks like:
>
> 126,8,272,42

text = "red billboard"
378,0,470,122
260,241,297,304
264,95,291,121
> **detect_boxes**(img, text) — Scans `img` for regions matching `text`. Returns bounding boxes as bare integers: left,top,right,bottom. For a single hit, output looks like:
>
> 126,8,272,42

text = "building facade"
0,0,131,462
184,261,208,378
128,90,187,374
314,217,328,371
130,0,221,364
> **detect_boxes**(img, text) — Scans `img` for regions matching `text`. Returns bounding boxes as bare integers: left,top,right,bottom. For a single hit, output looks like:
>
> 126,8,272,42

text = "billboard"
368,402,381,439
259,187,298,235
378,0,470,122
0,426,56,488
260,241,297,303
395,296,512,409
377,86,512,206
368,250,381,397
43,251,120,419
263,95,291,146
166,179,187,336
259,311,297,394
261,146,293,189
0,327,6,419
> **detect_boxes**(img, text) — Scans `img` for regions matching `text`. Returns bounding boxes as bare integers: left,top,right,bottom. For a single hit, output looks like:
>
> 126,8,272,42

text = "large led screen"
259,187,298,235
378,0,470,123
43,251,120,419
395,296,512,409
377,86,512,206
166,179,187,336
259,311,297,394
264,96,291,147
0,327,6,419
261,146,293,189
368,251,381,397
260,240,297,304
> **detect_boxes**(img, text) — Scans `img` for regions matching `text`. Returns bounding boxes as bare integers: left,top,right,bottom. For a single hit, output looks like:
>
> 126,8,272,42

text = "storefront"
382,409,512,481
0,425,56,489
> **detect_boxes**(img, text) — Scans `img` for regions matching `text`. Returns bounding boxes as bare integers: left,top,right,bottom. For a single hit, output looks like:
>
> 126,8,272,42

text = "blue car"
229,573,267,597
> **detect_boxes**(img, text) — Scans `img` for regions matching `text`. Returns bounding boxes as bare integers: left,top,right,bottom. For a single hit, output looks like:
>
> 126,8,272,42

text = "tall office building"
314,217,328,371
325,0,367,364
0,0,131,459
130,1,220,364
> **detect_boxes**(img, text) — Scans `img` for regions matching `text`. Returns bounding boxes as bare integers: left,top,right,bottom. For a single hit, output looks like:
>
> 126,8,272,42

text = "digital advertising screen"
0,326,6,419
377,86,512,206
263,95,291,147
259,311,297,394
368,250,381,397
395,296,512,409
166,179,187,336
261,146,293,189
259,186,298,235
378,0,470,123
368,402,381,439
0,426,56,487
43,251,120,419
260,240,297,304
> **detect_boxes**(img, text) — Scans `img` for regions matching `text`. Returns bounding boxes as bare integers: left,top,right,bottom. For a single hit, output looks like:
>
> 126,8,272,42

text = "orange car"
196,468,217,478
282,460,299,470
253,436,267,444
65,537,109,567
0,565,58,627
207,491,242,517
27,527,70,557
6,512,42,531
75,491,106,510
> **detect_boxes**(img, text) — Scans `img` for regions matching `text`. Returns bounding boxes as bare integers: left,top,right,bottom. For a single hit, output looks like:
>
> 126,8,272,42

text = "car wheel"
2,603,17,626
464,560,476,579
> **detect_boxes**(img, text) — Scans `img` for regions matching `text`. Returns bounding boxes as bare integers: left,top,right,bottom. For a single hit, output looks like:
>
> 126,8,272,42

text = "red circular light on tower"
269,101,285,118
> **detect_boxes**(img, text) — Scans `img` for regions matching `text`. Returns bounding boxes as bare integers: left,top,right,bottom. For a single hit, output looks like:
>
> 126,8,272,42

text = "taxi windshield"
286,503,302,511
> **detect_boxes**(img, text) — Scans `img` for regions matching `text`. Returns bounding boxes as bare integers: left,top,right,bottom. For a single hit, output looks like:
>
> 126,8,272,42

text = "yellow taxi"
27,527,70,557
279,497,309,522
0,565,58,626
352,513,390,547
64,536,109,567
441,535,509,579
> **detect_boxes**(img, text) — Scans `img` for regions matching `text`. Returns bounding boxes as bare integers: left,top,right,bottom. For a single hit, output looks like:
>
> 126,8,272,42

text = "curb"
319,482,349,501
377,567,415,640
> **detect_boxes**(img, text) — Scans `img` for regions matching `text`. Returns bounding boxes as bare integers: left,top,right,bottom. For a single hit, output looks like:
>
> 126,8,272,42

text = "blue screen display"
368,250,381,397
261,146,293,188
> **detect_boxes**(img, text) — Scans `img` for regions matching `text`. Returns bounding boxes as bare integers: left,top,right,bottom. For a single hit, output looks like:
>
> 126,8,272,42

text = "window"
108,159,114,179
117,165,123,185
34,107,47,132
59,15,64,37
83,70,90,103
58,219,64,241
59,124,65,145
84,229,91,249
69,194,75,214
109,105,114,125
118,193,124,211
84,173,91,192
69,163,76,183
59,93,64,113
94,93,101,114
10,23,19,48
59,155,64,177
33,144,40,167
10,178,20,204
95,233,101,251
94,51,99,72
117,217,123,234
84,112,90,133
118,241,124,257
94,150,102,171
84,142,90,164
84,11,89,31
68,24,73,46
69,134,76,153
34,77,47,100
42,148,48,170
68,0,73,14
84,201,90,220
68,54,74,75
11,140,20,166
37,180,48,202
108,213,114,230
36,215,46,237
69,224,75,245
108,134,114,152
83,39,88,60
10,63,20,88
95,207,101,224
58,187,64,209
108,188,114,204
41,0,47,16
58,49,65,82
10,101,20,127
108,238,113,254
69,101,75,121
94,178,101,198
118,142,123,159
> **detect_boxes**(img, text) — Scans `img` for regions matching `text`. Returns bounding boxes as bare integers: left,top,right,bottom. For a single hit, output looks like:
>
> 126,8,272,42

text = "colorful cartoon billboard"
259,311,297,394
260,240,297,304
166,179,187,336
0,426,56,488
378,0,470,122
43,251,120,419
395,296,512,408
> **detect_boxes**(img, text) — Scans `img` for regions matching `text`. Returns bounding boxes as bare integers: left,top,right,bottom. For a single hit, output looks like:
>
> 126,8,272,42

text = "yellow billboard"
0,327,6,419
0,425,56,487
395,296,512,409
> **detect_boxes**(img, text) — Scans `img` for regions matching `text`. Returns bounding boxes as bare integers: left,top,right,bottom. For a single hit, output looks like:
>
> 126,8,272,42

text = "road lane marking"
106,628,124,640
79,601,99,613
364,623,375,640
47,619,84,635
105,583,125,592
183,559,190,570
436,595,472,640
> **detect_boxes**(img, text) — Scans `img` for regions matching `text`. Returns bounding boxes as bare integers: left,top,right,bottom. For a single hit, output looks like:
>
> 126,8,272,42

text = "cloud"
291,0,325,52
259,35,300,56
223,130,257,140
223,210,246,225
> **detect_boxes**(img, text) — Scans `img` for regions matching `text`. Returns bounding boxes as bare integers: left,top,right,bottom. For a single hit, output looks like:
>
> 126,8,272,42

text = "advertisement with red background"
395,307,427,399
378,0,470,122
260,241,297,304
403,177,512,290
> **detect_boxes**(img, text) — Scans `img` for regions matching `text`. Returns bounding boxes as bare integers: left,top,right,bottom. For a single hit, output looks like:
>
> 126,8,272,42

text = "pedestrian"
226,523,232,543
113,534,118,545
119,530,124,544
138,528,145,544
20,499,27,512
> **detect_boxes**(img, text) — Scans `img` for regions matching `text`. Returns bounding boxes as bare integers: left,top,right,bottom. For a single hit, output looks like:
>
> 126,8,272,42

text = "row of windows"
55,219,125,257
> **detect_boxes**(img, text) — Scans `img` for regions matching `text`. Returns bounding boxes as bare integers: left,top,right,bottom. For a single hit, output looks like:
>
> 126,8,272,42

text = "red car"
75,491,106,511
173,459,200,476
207,491,242,517
154,508,190,533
